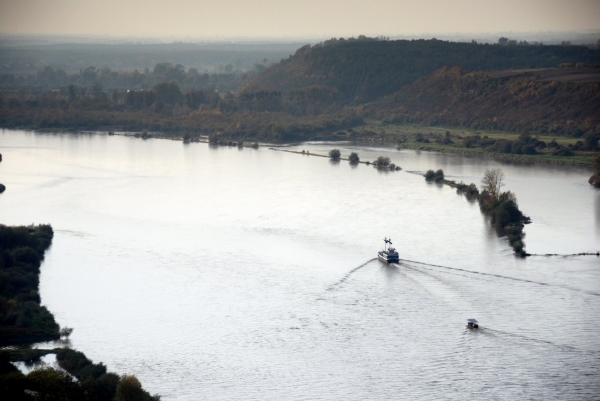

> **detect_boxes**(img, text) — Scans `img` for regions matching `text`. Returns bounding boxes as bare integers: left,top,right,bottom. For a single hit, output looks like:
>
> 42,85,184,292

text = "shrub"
389,163,396,170
521,144,536,155
0,183,5,193
348,152,359,163
511,140,526,154
328,149,341,160
434,169,444,182
374,156,390,166
552,146,574,156
425,170,435,180
589,172,600,188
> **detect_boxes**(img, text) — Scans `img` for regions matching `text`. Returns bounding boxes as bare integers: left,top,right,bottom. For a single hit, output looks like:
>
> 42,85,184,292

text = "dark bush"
521,144,536,155
552,146,574,156
434,169,444,182
348,152,359,163
511,140,526,154
374,156,391,167
328,149,341,160
425,170,436,180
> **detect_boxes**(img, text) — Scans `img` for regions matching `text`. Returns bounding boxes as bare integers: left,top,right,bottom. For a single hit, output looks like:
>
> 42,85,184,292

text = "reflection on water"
1,129,599,400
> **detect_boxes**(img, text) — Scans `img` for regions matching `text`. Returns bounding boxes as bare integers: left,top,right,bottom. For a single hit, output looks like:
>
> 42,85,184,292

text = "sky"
0,0,599,39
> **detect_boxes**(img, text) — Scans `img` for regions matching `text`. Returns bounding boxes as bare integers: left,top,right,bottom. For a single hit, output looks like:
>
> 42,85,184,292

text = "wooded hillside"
364,67,600,135
250,37,600,103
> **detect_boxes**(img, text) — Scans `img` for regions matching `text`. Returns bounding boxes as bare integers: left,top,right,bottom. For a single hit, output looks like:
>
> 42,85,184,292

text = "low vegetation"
425,169,445,182
374,156,391,167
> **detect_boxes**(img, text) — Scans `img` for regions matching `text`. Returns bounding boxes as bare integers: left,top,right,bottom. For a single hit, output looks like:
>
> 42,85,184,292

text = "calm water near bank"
1,129,599,400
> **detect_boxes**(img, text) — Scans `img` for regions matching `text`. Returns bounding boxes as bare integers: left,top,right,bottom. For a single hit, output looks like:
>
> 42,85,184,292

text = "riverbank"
351,122,598,168
0,224,159,400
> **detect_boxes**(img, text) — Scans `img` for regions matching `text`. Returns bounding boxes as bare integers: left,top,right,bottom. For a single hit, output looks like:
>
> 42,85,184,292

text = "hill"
251,37,600,103
364,67,600,136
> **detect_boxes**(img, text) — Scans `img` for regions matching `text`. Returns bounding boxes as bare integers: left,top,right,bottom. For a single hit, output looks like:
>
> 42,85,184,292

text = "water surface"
1,130,599,400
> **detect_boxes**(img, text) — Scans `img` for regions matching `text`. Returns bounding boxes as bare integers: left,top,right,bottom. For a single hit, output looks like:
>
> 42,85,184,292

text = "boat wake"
482,327,598,354
401,259,600,297
327,258,377,291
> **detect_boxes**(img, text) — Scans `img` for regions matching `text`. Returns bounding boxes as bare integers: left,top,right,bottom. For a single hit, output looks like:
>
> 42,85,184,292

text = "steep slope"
365,67,600,135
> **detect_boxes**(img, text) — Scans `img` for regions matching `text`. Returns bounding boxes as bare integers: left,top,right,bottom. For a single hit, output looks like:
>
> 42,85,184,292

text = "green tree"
374,156,390,166
152,83,184,106
328,149,341,160
116,375,160,401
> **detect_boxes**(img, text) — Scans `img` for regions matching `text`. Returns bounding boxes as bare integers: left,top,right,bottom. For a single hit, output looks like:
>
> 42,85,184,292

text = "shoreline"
397,143,595,168
3,127,596,169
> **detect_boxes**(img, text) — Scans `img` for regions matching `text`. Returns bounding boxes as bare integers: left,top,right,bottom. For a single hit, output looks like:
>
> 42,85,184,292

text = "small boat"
378,237,400,264
467,319,479,329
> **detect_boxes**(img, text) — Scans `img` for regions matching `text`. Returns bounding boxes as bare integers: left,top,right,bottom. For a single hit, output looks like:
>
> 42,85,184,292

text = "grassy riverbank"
351,122,599,167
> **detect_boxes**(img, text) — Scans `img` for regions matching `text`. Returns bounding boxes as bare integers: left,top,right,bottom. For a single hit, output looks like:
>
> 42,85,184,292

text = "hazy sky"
1,0,599,39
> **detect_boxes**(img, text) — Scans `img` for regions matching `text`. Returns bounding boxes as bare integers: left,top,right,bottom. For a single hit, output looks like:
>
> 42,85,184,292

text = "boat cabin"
467,319,479,329
378,237,400,264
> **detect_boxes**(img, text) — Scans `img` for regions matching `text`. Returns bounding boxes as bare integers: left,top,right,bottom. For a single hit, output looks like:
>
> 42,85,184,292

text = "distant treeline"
0,41,299,75
1,37,599,141
1,62,247,93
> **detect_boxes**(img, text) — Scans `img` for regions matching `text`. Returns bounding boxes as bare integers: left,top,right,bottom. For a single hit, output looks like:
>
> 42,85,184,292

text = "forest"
0,37,599,146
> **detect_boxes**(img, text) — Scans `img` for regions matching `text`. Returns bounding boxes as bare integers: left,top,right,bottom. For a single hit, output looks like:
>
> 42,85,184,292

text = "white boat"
467,319,479,329
378,237,399,264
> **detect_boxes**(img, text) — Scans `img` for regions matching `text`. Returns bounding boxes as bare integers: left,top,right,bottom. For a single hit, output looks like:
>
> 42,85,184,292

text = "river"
1,129,599,400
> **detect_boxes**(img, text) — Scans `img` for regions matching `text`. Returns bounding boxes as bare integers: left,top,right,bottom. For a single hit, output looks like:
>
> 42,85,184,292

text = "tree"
27,367,81,400
115,375,160,401
59,327,74,339
481,168,504,202
328,149,341,160
348,152,359,163
374,156,390,166
152,82,184,105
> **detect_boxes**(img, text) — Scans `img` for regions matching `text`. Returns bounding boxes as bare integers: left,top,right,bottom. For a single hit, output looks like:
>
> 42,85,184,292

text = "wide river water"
1,129,599,400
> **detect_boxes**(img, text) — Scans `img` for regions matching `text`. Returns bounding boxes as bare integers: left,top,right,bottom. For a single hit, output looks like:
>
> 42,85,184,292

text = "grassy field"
350,122,597,167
